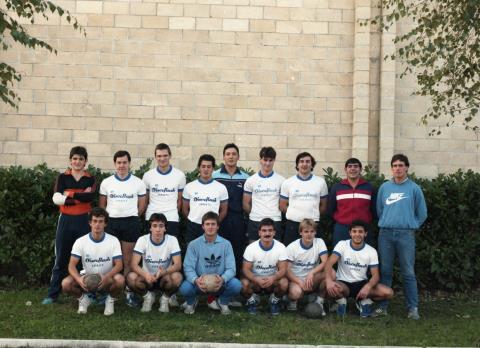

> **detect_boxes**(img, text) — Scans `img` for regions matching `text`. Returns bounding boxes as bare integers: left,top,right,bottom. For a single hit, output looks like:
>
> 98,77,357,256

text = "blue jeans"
179,278,242,305
378,228,418,310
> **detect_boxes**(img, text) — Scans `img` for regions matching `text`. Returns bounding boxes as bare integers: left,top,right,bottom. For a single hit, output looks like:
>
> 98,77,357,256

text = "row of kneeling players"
62,208,393,317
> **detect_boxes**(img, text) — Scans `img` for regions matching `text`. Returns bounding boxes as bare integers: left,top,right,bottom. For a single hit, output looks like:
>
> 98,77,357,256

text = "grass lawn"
0,289,478,347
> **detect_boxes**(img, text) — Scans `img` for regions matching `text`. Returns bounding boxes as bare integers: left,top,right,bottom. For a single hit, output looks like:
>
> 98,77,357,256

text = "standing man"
143,143,186,237
374,154,427,319
243,146,285,243
182,154,228,244
61,207,125,316
179,212,241,315
213,143,250,276
42,146,97,305
99,150,147,306
328,158,376,246
280,152,329,246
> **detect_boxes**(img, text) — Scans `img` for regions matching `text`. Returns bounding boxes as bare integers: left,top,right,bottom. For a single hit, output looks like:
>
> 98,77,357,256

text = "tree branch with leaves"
369,0,480,135
1,0,83,108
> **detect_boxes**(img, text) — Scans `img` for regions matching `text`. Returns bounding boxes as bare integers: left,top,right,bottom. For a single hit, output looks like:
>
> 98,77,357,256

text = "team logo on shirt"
386,193,407,205
109,191,134,199
145,256,169,267
204,254,222,268
151,185,175,193
344,258,368,269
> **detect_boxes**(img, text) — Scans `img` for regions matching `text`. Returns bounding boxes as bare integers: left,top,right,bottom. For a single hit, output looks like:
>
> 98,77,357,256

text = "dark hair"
223,143,239,155
89,207,109,223
197,154,216,168
295,152,316,171
69,146,88,160
345,157,362,168
349,220,368,233
259,146,276,160
113,150,131,163
154,143,171,156
391,153,409,167
149,213,168,226
202,211,220,225
259,218,275,230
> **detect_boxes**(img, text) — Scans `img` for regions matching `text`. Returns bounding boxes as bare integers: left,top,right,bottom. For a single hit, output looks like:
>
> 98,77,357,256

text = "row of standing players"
43,143,427,319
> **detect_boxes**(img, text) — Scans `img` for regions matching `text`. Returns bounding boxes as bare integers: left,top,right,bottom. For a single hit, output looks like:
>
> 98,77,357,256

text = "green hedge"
0,163,479,292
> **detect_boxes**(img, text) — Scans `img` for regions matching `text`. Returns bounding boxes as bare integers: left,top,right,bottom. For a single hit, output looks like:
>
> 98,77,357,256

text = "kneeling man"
179,212,241,315
324,220,393,317
62,207,124,316
241,218,288,315
127,213,183,313
286,219,329,314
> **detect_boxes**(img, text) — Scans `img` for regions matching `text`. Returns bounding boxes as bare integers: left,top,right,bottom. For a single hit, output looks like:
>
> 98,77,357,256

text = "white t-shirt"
244,171,285,221
143,166,186,221
182,179,229,224
243,240,288,277
71,232,122,275
333,240,379,283
280,174,328,222
133,234,181,274
286,238,328,278
99,173,146,218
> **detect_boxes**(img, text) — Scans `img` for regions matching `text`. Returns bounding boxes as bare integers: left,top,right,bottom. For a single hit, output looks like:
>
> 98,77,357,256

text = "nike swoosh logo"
386,197,407,205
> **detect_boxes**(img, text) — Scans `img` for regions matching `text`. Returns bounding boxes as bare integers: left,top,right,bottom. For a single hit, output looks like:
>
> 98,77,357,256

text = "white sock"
315,296,324,305
336,297,347,305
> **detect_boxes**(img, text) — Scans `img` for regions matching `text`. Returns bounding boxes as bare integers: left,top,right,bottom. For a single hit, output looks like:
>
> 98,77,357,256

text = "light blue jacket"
377,178,427,230
183,234,236,284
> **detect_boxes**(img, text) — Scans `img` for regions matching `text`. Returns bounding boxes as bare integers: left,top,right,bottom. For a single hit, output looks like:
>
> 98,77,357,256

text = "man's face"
391,160,408,181
70,154,87,171
223,147,239,168
202,219,219,238
349,226,367,245
155,149,171,170
345,163,361,181
300,226,316,244
297,156,313,176
150,220,166,241
89,216,106,234
258,225,275,243
199,160,214,180
114,155,130,177
259,157,275,174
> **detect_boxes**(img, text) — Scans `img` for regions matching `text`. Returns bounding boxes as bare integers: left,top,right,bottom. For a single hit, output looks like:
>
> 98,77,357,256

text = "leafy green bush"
0,163,478,292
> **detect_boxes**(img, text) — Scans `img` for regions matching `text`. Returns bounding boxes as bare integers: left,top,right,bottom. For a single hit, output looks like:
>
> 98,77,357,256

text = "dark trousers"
185,221,204,244
219,212,246,278
47,213,90,299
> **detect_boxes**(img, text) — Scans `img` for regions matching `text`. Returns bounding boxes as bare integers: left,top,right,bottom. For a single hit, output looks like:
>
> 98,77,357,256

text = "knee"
113,274,125,288
61,277,73,293
170,272,183,286
386,287,394,300
227,278,242,293
278,278,289,292
288,284,303,300
179,281,194,296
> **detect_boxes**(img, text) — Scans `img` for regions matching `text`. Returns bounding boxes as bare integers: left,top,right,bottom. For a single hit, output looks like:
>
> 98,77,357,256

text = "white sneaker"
104,295,115,316
141,291,155,313
218,301,231,315
207,298,220,310
184,299,198,315
315,297,326,317
159,294,170,313
78,293,93,314
169,294,179,307
287,300,298,311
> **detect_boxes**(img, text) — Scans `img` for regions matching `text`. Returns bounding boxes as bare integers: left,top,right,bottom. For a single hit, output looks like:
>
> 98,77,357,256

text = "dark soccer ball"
304,302,324,319
83,273,101,292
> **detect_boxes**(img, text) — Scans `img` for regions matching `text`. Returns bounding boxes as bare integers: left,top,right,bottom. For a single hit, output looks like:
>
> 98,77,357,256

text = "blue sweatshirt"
377,178,427,230
183,234,236,284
